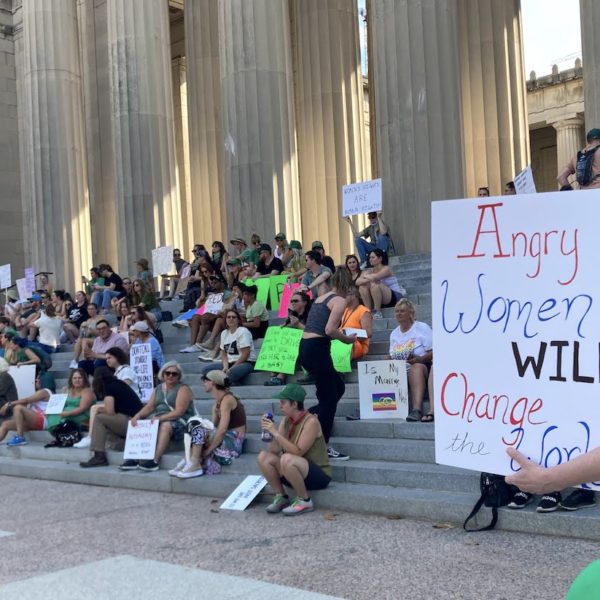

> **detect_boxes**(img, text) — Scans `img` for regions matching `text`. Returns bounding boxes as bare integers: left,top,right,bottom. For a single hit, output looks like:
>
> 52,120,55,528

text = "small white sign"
220,475,268,511
358,360,409,420
342,178,382,216
8,365,35,399
0,264,11,289
15,278,28,302
123,419,159,460
152,245,174,277
344,327,368,339
44,394,68,415
513,165,537,195
24,267,35,294
130,343,154,403
204,292,224,315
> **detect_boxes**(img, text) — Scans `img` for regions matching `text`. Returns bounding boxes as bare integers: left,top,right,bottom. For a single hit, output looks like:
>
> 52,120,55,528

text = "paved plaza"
0,476,595,599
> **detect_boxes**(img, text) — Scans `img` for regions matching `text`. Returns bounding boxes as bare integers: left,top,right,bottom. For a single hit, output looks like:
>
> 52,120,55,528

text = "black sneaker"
560,489,596,511
138,460,160,472
507,491,533,509
327,446,350,461
119,459,139,471
536,491,562,513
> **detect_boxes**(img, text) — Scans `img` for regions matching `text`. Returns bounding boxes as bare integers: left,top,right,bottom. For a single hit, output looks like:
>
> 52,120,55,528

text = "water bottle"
261,412,274,442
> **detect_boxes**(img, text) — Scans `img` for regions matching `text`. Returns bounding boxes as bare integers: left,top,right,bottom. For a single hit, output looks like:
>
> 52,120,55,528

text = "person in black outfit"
255,244,284,277
310,241,336,273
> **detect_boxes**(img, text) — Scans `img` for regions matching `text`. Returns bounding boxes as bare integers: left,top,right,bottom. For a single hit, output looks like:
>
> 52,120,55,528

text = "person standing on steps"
298,267,356,461
558,127,600,191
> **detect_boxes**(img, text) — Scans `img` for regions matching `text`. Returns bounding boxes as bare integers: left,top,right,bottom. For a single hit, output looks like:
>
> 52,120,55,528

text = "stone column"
218,0,301,241
580,1,600,129
185,0,226,245
107,0,181,272
553,118,584,179
19,0,92,292
290,0,369,260
369,0,465,254
459,0,530,196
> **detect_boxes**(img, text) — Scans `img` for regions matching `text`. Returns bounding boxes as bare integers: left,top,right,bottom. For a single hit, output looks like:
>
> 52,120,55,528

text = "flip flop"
421,413,434,423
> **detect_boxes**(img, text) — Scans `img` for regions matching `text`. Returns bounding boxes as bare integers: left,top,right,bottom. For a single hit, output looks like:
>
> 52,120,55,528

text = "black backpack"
463,473,513,532
575,145,600,186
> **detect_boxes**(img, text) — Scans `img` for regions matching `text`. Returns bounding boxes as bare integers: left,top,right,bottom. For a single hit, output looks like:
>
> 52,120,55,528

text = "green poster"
268,274,290,311
243,277,270,306
331,340,353,373
254,327,303,374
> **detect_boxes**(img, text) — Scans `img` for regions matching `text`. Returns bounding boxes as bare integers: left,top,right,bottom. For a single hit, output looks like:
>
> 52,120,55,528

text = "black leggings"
298,337,345,443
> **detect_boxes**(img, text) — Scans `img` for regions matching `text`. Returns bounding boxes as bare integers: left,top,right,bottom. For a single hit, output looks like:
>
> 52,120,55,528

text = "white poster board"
151,245,174,277
220,475,268,511
0,264,11,289
15,278,28,302
130,343,153,403
44,394,68,415
432,191,600,489
514,165,537,195
123,419,159,460
24,267,35,294
342,178,382,216
203,292,224,315
8,365,35,399
358,360,409,420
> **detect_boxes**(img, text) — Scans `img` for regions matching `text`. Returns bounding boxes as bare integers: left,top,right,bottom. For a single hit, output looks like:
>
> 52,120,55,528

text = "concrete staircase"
2,253,600,541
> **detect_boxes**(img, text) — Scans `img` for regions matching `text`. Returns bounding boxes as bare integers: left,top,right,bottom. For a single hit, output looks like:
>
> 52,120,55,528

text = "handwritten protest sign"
243,278,269,306
123,419,159,460
24,267,35,294
358,361,408,420
203,292,224,315
342,178,382,216
255,327,303,374
130,343,154,403
151,245,173,276
278,283,300,318
514,165,537,195
220,475,267,511
0,264,11,289
16,278,28,302
331,340,352,373
432,192,600,488
8,365,35,398
44,394,68,415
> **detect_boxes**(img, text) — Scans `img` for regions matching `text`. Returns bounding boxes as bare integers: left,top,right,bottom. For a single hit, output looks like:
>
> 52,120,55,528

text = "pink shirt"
92,331,129,355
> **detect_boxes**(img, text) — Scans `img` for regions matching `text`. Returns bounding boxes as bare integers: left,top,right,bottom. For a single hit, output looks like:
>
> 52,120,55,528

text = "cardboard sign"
130,343,154,403
514,165,537,195
24,267,35,294
331,340,353,373
342,178,382,216
220,475,268,511
268,274,289,311
278,283,300,318
123,419,159,460
8,365,35,399
358,361,408,420
432,191,600,488
254,327,303,374
16,278,28,302
0,264,11,289
151,245,173,277
44,394,68,415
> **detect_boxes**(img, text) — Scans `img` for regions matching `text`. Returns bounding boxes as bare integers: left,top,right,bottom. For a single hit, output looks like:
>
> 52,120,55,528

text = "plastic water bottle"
261,412,274,442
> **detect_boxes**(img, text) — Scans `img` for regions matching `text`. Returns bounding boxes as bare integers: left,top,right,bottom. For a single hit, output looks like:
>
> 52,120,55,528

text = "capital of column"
552,117,585,133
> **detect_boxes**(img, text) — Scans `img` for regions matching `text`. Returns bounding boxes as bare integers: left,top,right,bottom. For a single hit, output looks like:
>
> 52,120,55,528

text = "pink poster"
277,284,312,318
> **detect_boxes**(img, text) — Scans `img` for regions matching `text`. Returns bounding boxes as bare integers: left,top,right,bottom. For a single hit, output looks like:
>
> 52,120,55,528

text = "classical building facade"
1,0,594,292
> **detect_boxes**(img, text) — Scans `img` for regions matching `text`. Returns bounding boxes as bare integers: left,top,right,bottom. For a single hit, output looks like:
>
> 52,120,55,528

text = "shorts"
281,460,331,491
382,290,403,309
167,419,186,441
32,409,47,431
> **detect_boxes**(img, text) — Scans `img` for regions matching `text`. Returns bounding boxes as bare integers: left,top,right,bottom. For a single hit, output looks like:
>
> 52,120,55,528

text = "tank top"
215,393,246,429
304,293,340,336
46,391,93,431
284,413,331,477
379,273,402,294
154,383,195,423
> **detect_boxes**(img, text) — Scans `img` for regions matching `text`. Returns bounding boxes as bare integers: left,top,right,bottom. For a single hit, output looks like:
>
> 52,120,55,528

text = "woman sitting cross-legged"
257,383,332,516
79,367,143,468
170,370,246,479
119,361,194,472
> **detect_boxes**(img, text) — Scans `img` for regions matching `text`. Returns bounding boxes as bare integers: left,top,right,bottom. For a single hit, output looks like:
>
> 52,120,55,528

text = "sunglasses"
164,371,179,377
290,299,300,303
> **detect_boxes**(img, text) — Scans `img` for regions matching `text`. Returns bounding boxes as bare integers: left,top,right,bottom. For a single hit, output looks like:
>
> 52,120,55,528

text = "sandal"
421,413,434,423
406,409,422,422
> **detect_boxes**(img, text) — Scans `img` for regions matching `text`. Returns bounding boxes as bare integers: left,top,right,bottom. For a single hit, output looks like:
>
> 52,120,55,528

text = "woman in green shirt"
46,368,95,432
83,267,105,298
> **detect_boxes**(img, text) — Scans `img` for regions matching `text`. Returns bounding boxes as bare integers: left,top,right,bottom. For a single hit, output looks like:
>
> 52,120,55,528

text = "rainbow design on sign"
372,392,397,412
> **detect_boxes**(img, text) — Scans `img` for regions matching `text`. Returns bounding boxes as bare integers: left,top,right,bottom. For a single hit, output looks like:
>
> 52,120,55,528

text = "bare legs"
257,451,309,499
358,282,392,311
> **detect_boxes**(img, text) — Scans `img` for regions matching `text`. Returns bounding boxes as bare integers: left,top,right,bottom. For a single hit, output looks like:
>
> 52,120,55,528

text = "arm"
343,215,360,237
132,391,157,424
3,389,50,414
557,164,574,188
408,350,433,365
18,347,40,366
366,266,393,282
359,311,373,338
230,346,251,368
203,395,236,455
61,388,95,418
102,395,116,415
377,213,389,235
155,385,193,422
263,414,320,457
325,297,357,344
305,270,331,294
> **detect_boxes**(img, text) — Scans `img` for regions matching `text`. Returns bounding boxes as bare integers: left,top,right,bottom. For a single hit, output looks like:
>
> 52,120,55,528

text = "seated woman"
211,241,229,276
3,332,41,367
356,249,405,320
171,369,246,479
120,361,194,472
129,305,158,333
135,258,154,291
62,291,89,343
69,302,102,369
50,290,68,318
110,277,133,313
116,301,133,333
257,384,332,516
340,285,372,360
0,357,18,421
345,254,362,284
82,267,104,298
32,303,63,354
79,367,143,468
264,290,312,386
199,309,256,384
131,279,161,322
389,298,433,423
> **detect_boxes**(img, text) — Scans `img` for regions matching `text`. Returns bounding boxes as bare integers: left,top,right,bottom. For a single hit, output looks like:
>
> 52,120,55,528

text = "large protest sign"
342,178,382,216
130,343,154,403
0,264,11,289
278,283,300,318
8,365,35,398
254,327,303,374
220,475,267,511
358,361,409,420
432,192,600,489
123,420,159,460
151,245,173,276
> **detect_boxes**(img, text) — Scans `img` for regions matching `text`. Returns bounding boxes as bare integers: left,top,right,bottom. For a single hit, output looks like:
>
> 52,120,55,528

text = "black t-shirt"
67,304,89,328
103,380,143,417
322,256,336,273
257,257,284,275
106,273,125,294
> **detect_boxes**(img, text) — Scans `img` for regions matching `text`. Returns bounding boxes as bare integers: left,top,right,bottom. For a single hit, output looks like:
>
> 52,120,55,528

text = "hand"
58,411,68,419
289,315,299,327
407,355,420,365
346,333,357,344
222,366,229,373
130,418,138,427
344,215,352,224
0,404,8,417
505,447,551,494
260,416,277,434
150,416,158,423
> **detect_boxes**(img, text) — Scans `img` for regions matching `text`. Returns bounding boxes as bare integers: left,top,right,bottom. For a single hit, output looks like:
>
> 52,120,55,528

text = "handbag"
45,420,82,448
463,472,513,531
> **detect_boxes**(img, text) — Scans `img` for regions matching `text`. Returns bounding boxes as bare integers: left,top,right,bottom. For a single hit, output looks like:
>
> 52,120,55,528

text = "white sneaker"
177,464,204,479
198,352,218,362
180,345,199,353
172,320,189,329
73,436,91,449
168,459,189,477
69,360,79,369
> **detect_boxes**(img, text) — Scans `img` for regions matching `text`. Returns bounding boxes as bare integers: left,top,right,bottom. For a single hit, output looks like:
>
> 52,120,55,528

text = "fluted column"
218,0,301,241
107,0,181,272
553,118,585,183
581,1,600,129
19,0,92,292
459,0,530,196
291,0,369,260
369,0,464,254
185,0,226,245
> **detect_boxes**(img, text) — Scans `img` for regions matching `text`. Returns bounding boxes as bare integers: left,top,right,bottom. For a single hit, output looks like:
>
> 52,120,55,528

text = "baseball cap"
230,237,247,246
259,243,272,253
203,370,228,386
274,232,286,241
227,258,242,266
130,321,151,333
29,293,42,302
289,240,302,250
311,241,324,250
587,128,600,141
273,383,307,406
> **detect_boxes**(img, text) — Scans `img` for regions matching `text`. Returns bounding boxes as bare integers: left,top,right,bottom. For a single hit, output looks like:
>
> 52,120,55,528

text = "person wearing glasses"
120,361,194,472
273,232,293,266
77,319,129,375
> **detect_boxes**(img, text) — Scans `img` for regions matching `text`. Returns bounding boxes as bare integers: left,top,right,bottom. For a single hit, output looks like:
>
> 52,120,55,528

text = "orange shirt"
340,304,371,360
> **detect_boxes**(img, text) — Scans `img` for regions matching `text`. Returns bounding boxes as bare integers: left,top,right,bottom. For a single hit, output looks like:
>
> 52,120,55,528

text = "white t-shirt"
34,313,63,348
219,326,256,364
389,321,432,361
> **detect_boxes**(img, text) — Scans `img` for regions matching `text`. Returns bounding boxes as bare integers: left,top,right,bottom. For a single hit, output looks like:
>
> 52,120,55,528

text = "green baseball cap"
289,240,302,250
227,258,242,266
274,232,286,241
273,383,306,405
311,240,324,250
